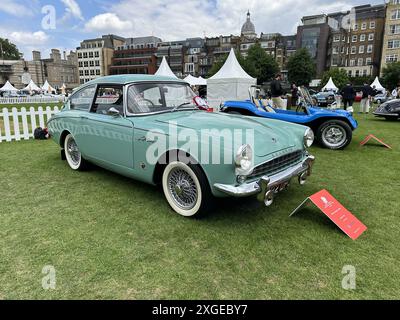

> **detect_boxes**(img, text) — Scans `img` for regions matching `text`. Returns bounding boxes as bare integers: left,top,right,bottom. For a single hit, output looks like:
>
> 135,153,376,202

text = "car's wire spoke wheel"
64,134,82,170
321,125,346,148
162,161,203,217
168,168,198,210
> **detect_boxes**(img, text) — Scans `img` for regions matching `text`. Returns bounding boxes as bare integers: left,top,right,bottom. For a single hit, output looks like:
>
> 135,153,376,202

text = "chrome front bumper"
214,155,315,203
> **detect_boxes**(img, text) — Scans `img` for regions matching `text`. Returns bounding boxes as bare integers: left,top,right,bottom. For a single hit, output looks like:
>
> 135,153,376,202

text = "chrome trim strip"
214,155,315,198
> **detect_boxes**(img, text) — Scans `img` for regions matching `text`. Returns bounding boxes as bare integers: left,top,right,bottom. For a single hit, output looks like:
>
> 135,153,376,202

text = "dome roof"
241,11,256,36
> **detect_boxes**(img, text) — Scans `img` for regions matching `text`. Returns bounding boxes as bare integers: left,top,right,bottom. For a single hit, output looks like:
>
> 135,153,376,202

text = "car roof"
84,74,185,86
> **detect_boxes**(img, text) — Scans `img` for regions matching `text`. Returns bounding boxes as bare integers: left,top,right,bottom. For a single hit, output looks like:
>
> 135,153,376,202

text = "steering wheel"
296,103,305,114
141,99,155,107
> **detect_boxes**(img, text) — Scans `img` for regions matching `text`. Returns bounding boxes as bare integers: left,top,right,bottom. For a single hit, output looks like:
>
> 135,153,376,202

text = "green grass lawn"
0,113,399,300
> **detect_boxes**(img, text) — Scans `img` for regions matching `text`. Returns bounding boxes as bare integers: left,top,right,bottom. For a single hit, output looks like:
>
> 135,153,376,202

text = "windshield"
298,86,315,107
127,82,197,115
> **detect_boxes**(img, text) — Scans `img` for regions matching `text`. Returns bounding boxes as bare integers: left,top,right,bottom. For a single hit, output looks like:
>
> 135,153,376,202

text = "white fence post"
0,105,60,142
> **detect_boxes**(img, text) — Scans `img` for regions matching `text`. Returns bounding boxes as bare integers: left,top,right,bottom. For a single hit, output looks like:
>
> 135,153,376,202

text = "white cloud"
61,0,84,21
84,0,378,40
9,31,49,46
84,13,134,34
0,0,33,17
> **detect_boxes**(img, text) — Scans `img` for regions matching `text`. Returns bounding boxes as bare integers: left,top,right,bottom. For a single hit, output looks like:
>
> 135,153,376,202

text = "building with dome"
241,11,257,39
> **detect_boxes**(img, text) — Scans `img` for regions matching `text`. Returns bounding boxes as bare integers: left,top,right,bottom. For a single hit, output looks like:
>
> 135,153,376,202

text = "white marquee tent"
207,49,256,108
321,77,338,92
42,80,55,93
0,81,18,92
371,77,385,92
23,80,41,92
155,57,178,79
184,74,207,86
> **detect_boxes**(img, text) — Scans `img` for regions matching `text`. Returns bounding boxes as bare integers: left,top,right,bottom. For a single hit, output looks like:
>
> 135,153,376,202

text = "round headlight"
303,128,314,148
235,144,253,175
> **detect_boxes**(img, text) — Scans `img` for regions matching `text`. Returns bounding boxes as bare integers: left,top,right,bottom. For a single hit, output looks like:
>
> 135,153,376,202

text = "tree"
207,50,256,78
287,48,315,86
382,62,400,90
320,68,349,91
0,38,22,60
246,43,279,84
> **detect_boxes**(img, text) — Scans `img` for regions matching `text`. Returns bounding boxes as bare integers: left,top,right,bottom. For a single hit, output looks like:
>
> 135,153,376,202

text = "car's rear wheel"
162,161,213,217
64,133,88,171
317,120,352,150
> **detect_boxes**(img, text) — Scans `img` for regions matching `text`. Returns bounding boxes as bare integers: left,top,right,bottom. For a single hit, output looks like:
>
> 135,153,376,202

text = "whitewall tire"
64,133,86,171
162,161,212,217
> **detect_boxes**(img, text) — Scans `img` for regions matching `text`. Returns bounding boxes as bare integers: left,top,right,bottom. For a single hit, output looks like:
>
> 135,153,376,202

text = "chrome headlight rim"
235,144,253,176
303,128,314,148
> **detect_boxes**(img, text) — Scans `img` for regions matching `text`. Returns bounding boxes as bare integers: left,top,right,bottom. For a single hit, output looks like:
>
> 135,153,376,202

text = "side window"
127,84,163,114
70,85,96,111
92,86,124,115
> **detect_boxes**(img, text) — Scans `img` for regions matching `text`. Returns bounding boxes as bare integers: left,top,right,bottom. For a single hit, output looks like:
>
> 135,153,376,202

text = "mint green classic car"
47,75,315,217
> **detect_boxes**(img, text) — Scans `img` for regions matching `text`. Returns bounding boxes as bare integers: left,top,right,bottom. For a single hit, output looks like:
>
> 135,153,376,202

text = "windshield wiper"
171,102,192,113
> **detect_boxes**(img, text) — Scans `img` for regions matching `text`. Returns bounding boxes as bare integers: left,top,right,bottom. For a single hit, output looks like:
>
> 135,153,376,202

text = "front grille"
248,150,303,180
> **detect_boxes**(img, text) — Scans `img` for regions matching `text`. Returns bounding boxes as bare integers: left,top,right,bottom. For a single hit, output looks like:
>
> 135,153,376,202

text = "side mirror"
107,107,121,117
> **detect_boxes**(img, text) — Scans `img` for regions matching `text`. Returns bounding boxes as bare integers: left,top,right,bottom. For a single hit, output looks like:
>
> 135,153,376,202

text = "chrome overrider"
214,154,315,206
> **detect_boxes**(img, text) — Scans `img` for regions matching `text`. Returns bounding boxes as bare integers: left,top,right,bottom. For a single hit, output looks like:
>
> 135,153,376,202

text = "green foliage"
320,68,349,91
246,43,279,84
382,62,400,90
287,48,316,86
0,38,22,60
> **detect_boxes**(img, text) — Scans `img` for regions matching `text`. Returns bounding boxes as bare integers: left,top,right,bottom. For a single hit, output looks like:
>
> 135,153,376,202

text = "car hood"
132,111,302,157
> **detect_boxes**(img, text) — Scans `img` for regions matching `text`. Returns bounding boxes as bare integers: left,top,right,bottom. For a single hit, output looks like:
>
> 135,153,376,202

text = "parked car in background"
312,91,336,107
373,93,389,104
47,75,315,217
373,99,400,120
220,86,358,150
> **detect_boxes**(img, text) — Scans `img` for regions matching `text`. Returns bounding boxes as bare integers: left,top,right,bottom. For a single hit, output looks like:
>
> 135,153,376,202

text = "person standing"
290,83,298,108
340,83,355,112
270,73,286,110
360,83,372,114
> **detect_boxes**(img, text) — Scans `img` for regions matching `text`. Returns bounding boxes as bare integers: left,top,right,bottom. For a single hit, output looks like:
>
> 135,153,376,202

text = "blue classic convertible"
220,86,358,150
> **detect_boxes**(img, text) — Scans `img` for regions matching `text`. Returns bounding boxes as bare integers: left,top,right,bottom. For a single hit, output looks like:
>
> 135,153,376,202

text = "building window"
351,46,357,54
361,22,367,30
350,59,356,66
184,63,195,73
96,70,101,75
89,61,94,67
389,24,400,34
79,70,83,76
84,70,89,76
355,70,360,77
367,45,373,53
391,9,400,20
359,46,365,54
95,60,100,66
353,24,358,31
332,46,339,54
388,40,400,49
79,62,83,67
78,52,82,58
370,21,375,29
89,52,93,58
386,54,398,63
358,58,363,66
84,61,88,67
366,57,372,65
348,70,352,77
360,34,366,41
90,70,95,76
363,69,368,76
368,34,374,41
333,35,340,42
352,35,357,42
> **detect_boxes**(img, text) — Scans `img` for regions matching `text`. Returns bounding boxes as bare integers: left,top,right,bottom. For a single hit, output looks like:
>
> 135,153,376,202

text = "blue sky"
0,0,385,59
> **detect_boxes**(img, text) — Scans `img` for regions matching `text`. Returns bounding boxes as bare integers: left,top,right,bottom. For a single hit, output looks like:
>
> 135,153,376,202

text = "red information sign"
291,190,367,240
360,134,392,149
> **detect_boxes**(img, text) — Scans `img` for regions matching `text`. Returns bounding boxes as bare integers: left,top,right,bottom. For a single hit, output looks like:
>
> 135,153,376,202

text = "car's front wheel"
317,120,352,150
162,161,213,217
64,133,88,170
